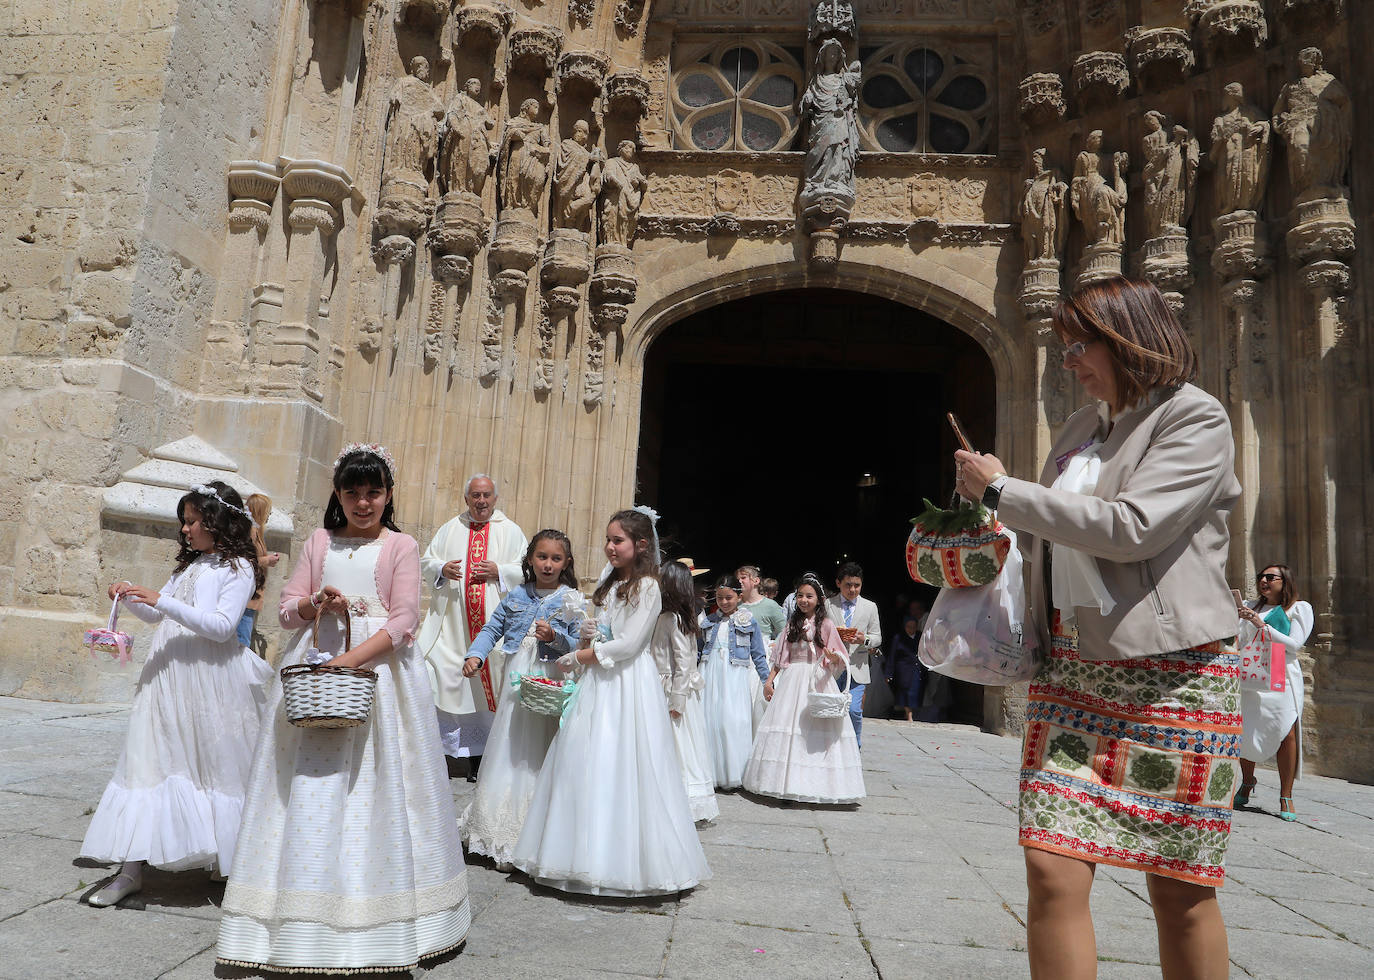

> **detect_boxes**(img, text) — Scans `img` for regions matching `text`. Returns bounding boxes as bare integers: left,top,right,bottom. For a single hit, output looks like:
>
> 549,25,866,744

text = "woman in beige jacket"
957,278,1241,980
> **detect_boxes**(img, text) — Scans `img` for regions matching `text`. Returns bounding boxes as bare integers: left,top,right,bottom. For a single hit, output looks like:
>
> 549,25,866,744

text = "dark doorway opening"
637,287,997,726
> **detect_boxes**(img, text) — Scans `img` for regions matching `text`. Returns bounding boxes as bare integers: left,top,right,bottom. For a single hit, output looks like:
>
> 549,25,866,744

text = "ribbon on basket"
84,598,134,665
509,669,580,726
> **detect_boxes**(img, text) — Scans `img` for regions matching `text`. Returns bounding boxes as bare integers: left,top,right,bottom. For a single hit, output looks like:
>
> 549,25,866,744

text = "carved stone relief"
509,25,563,82
1209,82,1271,282
497,99,552,221
1070,131,1128,288
598,142,648,247
552,120,603,232
1272,47,1351,204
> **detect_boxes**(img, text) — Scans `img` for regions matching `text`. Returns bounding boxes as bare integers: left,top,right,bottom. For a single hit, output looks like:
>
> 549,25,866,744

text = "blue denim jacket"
700,608,769,681
468,584,583,664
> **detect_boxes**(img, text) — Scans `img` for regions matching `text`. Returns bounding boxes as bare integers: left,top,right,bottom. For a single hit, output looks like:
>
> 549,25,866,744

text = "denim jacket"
700,608,769,681
468,584,583,664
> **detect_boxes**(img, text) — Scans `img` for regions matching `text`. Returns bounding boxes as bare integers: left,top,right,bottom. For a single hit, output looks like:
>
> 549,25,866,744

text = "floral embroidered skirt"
1019,614,1242,887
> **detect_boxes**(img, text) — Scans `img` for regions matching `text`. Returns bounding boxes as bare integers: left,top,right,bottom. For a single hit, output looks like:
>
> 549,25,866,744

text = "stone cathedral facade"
3,1,1372,778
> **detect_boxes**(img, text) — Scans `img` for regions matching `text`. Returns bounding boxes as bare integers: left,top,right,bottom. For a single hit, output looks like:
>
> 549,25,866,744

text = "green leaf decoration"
916,552,945,587
1207,763,1235,802
962,551,998,585
1129,751,1178,793
909,498,993,535
1048,732,1091,770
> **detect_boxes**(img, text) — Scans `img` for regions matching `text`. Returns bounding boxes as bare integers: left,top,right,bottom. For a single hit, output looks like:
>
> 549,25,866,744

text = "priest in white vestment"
419,474,528,762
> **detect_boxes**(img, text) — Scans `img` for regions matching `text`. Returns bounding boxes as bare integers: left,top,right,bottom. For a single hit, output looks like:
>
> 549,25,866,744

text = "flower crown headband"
335,442,396,479
188,483,256,526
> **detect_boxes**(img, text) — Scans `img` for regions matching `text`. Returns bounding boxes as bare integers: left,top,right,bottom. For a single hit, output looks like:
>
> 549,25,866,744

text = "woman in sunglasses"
955,277,1242,979
1236,565,1312,821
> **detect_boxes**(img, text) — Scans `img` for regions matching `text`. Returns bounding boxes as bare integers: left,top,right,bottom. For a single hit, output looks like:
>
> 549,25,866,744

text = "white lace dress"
511,579,711,896
81,555,270,872
701,621,758,789
743,622,866,804
652,613,720,824
217,536,469,974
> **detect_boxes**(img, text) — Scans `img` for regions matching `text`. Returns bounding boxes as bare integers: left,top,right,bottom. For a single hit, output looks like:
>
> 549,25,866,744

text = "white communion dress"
461,585,583,868
700,616,759,790
511,578,711,896
651,612,720,823
217,535,469,974
81,555,271,873
743,620,866,804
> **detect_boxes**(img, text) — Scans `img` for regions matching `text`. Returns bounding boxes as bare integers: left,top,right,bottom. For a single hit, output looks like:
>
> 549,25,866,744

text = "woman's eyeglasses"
1257,573,1282,582
1061,339,1096,365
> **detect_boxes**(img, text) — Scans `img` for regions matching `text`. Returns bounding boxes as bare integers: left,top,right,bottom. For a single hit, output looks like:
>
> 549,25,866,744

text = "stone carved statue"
799,38,861,204
1071,130,1128,247
1020,148,1068,262
1209,82,1271,216
552,120,604,231
1272,47,1351,201
439,78,496,198
382,57,443,185
599,140,648,246
498,98,552,218
1141,111,1199,238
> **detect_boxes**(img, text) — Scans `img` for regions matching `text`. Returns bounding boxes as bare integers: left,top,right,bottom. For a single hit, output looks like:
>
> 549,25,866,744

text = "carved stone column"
270,159,352,401
208,161,281,388
538,230,592,394
1217,278,1268,586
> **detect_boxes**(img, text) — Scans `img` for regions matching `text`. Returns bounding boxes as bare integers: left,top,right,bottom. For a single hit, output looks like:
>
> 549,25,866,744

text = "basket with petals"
281,613,376,729
84,599,134,665
906,497,1012,589
513,670,577,718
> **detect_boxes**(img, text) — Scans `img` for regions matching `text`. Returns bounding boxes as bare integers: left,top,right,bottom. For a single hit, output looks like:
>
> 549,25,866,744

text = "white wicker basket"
517,672,575,717
281,613,376,729
807,654,851,719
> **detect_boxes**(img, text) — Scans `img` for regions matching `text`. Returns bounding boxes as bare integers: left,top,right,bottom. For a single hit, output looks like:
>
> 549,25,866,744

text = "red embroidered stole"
464,521,498,711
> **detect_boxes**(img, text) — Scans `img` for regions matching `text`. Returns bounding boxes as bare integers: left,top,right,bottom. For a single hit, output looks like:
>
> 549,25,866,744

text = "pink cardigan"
278,528,421,648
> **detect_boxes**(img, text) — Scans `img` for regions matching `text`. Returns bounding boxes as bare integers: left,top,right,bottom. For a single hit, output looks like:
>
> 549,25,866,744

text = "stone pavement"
1,695,1372,979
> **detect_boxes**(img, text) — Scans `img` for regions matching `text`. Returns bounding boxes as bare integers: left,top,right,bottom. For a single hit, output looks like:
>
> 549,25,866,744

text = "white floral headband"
335,442,396,479
188,483,256,526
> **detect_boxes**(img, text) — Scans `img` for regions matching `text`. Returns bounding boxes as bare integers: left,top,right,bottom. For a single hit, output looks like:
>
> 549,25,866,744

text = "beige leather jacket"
997,383,1241,662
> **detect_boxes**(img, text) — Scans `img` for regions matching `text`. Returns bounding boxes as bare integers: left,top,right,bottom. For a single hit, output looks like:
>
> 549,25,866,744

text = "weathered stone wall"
0,0,280,700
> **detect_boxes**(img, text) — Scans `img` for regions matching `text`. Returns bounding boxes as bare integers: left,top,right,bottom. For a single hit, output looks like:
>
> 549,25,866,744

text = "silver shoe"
87,872,141,907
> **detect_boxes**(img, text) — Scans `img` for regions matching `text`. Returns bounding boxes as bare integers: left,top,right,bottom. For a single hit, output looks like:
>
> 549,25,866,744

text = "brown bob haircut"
1053,277,1197,412
1257,562,1299,611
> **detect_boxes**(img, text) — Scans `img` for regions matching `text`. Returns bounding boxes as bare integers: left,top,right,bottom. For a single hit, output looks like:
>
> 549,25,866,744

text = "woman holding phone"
954,277,1242,980
1235,564,1313,821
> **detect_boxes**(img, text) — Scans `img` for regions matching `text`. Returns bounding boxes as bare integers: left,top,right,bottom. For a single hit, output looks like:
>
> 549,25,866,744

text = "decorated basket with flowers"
906,497,1012,589
511,670,578,719
84,598,135,666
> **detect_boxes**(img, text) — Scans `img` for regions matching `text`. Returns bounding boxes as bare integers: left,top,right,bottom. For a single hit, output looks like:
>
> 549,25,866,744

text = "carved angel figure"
1141,112,1199,238
799,38,862,202
382,57,443,185
1020,147,1068,262
1071,131,1128,247
552,119,604,231
1272,47,1352,200
1209,82,1271,216
439,78,496,198
498,98,552,218
599,141,648,246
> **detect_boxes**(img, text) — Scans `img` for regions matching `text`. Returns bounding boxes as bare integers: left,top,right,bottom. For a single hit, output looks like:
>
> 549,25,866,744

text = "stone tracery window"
856,41,995,154
670,37,805,151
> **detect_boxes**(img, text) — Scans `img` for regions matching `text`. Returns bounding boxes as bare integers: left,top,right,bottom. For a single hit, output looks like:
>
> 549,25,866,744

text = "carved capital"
1141,235,1195,296
1302,259,1351,296
1018,73,1065,130
1071,52,1129,108
431,191,488,258
227,159,281,206
491,267,529,301
606,71,651,119
591,303,628,333
372,234,415,267
287,198,340,236
541,228,591,291
454,2,512,48
1199,2,1268,59
1019,258,1061,321
1219,277,1263,312
489,217,540,272
228,198,273,235
1075,241,1123,290
556,50,610,99
1126,28,1195,91
281,158,352,206
1287,197,1356,265
544,284,582,315
1211,210,1270,280
432,253,472,286
373,179,429,243
508,26,563,81
591,243,637,307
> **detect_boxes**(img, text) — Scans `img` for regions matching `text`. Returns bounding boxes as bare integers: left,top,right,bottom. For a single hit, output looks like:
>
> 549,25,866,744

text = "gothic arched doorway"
636,287,997,726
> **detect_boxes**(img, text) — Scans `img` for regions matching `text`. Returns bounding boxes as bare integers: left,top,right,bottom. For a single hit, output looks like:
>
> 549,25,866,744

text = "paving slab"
1,699,1372,978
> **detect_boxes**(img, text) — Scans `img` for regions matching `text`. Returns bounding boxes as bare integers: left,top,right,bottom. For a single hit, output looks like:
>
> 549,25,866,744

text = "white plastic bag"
918,528,1042,685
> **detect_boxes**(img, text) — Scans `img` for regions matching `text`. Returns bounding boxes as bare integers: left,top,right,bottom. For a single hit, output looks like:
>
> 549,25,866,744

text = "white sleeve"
592,580,663,668
153,561,254,643
1268,602,1314,652
421,521,453,590
122,574,176,624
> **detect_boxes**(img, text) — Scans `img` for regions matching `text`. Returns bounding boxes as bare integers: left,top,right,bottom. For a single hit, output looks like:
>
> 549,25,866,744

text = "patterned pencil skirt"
1019,614,1242,887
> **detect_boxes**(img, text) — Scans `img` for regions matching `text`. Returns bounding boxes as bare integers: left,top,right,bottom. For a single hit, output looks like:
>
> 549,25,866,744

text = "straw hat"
676,558,710,577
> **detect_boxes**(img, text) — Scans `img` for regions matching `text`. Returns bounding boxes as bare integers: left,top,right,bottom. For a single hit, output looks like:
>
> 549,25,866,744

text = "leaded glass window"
856,41,995,154
670,38,805,152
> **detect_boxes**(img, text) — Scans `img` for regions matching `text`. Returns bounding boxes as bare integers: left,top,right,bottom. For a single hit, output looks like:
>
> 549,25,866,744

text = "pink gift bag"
1238,626,1285,693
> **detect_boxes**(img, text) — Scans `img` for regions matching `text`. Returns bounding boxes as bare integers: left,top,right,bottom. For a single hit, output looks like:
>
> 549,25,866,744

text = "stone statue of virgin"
799,38,862,205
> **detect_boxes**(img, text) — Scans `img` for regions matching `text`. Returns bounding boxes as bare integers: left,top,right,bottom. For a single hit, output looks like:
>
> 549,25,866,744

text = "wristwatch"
982,473,1009,510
